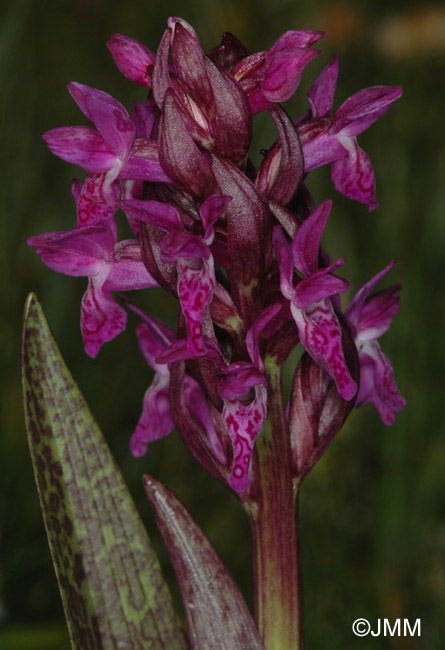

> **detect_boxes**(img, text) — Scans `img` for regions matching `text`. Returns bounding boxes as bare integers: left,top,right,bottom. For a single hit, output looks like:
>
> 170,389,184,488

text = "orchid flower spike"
29,16,405,502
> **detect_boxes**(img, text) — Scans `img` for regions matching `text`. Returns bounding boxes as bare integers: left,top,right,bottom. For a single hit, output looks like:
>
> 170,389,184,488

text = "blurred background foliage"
1,0,444,648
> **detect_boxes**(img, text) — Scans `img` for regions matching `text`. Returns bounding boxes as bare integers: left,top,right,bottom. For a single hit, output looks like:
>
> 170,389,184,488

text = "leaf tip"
142,473,155,492
142,474,163,505
23,291,39,322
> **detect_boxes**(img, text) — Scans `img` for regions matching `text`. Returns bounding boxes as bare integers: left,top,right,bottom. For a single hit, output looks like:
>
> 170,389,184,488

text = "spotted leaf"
21,294,186,650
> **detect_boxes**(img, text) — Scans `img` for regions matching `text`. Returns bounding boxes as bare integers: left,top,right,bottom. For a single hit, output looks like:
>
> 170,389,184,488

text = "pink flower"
273,200,357,400
43,83,169,185
297,56,403,210
28,224,157,357
122,194,231,356
125,302,226,463
345,262,406,424
218,304,279,492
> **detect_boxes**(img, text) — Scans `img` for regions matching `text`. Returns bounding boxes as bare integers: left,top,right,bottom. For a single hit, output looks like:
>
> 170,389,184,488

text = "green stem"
246,362,304,650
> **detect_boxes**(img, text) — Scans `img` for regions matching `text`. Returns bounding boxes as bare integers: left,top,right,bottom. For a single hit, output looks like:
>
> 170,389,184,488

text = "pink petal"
43,126,116,172
307,55,339,117
104,240,159,291
184,376,227,464
155,337,226,368
298,123,348,172
131,101,156,138
107,34,155,88
345,261,395,327
291,199,332,276
244,89,271,117
27,225,114,277
261,49,319,103
130,312,176,374
130,373,174,457
160,230,210,262
356,286,401,342
331,137,379,211
122,198,182,234
68,82,135,160
333,85,403,137
199,194,232,240
269,29,324,53
293,262,349,309
119,139,172,182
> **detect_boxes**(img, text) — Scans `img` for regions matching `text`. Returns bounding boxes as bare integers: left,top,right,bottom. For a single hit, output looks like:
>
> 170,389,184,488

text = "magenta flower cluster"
29,18,406,493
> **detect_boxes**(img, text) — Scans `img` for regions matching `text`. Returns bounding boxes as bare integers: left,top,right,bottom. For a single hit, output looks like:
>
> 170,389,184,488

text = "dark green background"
1,0,444,648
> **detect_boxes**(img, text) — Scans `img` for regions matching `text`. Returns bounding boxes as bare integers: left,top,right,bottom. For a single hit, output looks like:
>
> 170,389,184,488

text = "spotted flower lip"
344,261,406,424
72,172,121,229
219,374,267,493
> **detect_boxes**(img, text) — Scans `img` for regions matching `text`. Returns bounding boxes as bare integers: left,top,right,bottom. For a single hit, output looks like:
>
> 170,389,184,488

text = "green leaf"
144,475,265,650
21,293,187,650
